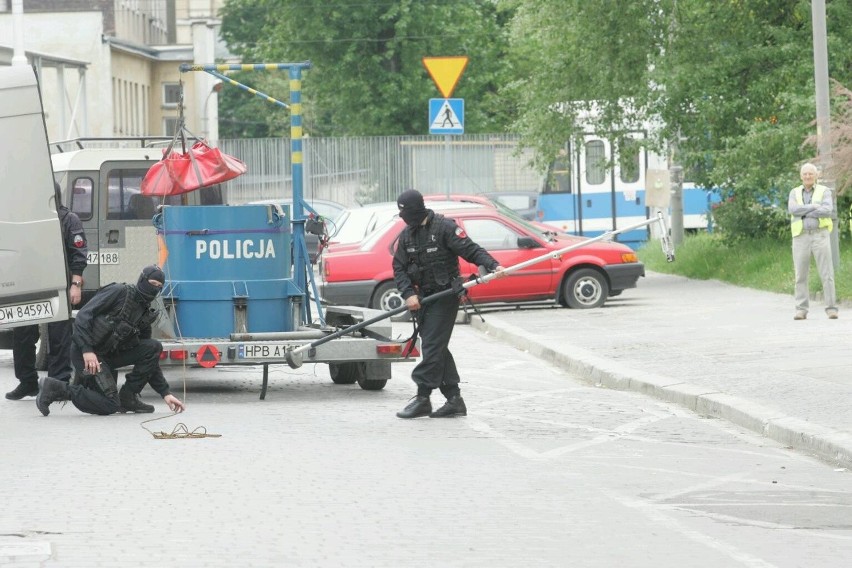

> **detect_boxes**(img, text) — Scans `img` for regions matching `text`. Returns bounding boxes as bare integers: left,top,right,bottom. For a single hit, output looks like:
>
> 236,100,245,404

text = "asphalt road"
1,318,850,567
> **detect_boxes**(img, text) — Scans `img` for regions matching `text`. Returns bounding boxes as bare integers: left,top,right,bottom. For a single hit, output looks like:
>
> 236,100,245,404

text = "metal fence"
48,134,545,208
219,134,543,207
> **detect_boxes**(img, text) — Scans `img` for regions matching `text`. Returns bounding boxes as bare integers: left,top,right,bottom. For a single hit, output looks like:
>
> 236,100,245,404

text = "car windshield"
332,207,395,243
486,199,553,239
490,194,530,210
360,218,400,251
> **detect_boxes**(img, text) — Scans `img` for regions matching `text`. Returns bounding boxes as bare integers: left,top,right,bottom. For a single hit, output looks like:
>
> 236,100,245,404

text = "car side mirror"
517,236,540,249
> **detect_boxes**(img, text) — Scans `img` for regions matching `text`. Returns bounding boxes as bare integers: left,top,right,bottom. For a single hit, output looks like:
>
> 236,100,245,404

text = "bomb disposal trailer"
41,62,418,396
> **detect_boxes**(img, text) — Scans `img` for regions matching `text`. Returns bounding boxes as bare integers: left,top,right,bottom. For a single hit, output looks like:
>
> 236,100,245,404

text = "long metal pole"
285,213,673,367
811,0,838,269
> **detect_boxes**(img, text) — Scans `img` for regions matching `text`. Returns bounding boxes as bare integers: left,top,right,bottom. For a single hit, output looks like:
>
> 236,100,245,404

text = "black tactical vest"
399,213,460,293
89,284,158,353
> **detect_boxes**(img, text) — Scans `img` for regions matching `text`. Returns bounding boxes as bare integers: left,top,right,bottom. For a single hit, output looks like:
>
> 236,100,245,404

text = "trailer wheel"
358,361,390,391
329,362,362,384
562,268,608,309
35,323,48,371
357,378,387,391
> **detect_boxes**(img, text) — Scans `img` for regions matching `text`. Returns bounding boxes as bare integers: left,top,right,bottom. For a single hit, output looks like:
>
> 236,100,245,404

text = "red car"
319,206,644,311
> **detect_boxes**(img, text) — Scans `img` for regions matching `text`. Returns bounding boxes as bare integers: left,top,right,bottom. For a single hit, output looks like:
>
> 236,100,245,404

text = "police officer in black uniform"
36,265,186,416
6,182,88,400
392,189,504,419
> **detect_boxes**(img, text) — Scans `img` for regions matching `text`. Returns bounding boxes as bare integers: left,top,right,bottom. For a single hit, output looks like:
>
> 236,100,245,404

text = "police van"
0,66,72,351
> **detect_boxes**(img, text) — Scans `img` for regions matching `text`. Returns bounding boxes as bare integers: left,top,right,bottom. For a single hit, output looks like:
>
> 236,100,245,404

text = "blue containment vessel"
155,205,300,338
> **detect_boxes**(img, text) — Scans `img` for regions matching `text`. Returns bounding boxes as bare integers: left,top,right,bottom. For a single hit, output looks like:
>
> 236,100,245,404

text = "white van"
50,145,225,304
0,66,71,347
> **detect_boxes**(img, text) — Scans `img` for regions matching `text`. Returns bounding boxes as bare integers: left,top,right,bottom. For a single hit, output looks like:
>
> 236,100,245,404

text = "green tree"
219,0,514,137
502,0,665,169
504,0,852,207
651,0,817,203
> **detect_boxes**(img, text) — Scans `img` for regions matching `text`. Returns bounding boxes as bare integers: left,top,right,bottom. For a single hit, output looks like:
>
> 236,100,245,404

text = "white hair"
800,163,819,175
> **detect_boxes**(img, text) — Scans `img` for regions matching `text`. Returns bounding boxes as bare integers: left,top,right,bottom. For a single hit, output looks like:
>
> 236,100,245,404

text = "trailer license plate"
240,344,290,359
0,301,54,325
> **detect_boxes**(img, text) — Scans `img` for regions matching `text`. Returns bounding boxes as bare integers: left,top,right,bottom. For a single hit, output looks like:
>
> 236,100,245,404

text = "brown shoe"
828,311,839,320
793,311,807,320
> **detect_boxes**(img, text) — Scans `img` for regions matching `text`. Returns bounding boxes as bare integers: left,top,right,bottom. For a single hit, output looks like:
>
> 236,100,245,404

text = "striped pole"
288,64,308,322
203,69,288,109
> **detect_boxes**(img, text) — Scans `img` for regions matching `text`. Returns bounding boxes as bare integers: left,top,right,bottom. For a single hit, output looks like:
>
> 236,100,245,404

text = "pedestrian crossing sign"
429,98,464,135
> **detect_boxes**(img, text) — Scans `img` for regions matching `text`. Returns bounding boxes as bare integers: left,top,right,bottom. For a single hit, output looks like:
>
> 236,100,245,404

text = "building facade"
0,0,229,142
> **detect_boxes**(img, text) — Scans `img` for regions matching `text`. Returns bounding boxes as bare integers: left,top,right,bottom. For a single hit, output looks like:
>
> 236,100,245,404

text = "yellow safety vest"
790,184,832,236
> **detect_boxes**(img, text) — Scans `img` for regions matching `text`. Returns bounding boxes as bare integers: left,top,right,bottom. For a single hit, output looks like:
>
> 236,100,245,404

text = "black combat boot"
119,387,155,413
5,381,39,400
396,396,432,419
429,395,467,418
36,377,70,416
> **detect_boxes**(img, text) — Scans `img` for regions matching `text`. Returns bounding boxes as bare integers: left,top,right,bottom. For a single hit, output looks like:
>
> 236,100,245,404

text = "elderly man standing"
787,163,837,320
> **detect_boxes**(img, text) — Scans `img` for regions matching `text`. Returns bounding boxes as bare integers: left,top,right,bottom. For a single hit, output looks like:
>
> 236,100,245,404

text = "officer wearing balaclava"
35,265,186,417
392,189,504,419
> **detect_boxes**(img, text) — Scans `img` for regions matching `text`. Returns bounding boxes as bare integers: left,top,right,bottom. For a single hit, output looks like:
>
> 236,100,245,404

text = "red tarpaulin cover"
141,141,247,197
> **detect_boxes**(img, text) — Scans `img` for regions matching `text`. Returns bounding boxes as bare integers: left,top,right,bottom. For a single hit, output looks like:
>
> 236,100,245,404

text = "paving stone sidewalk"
471,271,852,469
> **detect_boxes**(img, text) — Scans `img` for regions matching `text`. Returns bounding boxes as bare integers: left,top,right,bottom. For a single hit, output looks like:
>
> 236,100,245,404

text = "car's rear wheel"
562,268,609,309
371,281,405,312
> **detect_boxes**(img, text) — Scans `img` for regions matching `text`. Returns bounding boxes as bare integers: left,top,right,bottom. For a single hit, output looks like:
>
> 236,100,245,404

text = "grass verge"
637,231,852,301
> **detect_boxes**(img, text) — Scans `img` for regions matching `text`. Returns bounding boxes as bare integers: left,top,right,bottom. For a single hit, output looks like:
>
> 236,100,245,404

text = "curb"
470,316,852,469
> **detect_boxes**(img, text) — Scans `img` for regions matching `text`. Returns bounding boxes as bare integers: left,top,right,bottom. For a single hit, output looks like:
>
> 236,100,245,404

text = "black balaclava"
397,189,428,227
136,265,166,302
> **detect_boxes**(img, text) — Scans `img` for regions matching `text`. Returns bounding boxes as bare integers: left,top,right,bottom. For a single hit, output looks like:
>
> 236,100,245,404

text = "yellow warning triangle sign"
422,56,469,98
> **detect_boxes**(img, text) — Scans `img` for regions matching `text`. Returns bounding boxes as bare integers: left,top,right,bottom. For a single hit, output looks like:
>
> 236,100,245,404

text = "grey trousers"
792,229,837,314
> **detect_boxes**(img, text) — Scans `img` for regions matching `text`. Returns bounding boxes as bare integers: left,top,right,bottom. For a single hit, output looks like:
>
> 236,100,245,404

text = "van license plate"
0,301,54,325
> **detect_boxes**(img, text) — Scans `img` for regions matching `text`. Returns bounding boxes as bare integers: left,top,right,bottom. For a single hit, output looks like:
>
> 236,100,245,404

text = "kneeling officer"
36,265,186,416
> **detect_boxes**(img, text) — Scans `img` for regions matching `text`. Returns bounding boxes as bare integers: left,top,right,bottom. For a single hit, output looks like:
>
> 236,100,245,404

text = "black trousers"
410,293,461,399
47,319,74,381
12,319,74,384
68,339,164,415
12,325,39,384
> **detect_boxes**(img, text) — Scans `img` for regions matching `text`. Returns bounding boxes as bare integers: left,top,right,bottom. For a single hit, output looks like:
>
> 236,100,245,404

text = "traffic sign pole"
423,57,470,197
